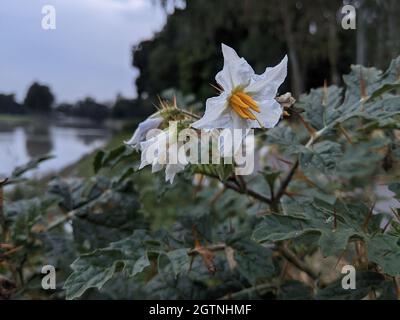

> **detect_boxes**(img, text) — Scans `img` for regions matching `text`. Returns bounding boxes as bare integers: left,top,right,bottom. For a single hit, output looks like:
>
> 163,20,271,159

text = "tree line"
133,0,400,101
0,82,151,121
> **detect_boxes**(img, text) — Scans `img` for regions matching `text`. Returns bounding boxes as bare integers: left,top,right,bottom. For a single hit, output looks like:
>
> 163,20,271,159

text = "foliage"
133,0,400,101
0,94,26,115
1,54,400,301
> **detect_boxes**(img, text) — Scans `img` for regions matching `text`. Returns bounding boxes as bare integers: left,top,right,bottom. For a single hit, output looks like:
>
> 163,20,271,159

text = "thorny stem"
46,189,113,231
224,179,272,204
187,243,226,256
203,172,272,204
180,109,201,120
202,126,326,289
270,127,327,208
279,245,319,280
273,159,299,204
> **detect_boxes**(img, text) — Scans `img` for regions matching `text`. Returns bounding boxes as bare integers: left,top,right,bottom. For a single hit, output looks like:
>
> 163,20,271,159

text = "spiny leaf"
64,230,154,299
366,234,400,276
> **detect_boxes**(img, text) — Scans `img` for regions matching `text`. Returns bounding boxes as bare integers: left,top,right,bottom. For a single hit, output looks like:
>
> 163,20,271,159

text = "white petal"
231,110,250,130
151,162,164,173
215,44,254,91
245,55,288,100
138,130,167,169
139,139,154,169
165,163,186,183
125,117,163,150
218,127,250,155
253,99,283,128
191,94,230,129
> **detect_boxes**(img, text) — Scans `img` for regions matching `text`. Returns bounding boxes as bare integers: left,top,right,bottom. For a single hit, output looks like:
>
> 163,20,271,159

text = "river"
0,116,111,178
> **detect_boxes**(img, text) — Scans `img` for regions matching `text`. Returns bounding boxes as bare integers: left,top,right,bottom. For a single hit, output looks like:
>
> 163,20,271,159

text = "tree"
24,82,55,113
0,94,26,114
112,95,152,119
134,0,400,100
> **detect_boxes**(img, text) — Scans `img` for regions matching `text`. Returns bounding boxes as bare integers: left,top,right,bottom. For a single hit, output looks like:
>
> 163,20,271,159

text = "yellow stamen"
241,108,256,120
229,91,260,120
235,92,260,112
230,94,250,109
231,103,251,119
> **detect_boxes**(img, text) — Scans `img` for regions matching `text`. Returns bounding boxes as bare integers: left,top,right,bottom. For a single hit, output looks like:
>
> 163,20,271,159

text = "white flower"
139,124,188,183
192,44,287,130
125,116,163,150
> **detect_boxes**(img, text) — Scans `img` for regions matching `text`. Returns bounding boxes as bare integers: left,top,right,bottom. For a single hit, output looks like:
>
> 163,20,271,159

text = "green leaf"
318,228,356,257
252,214,318,242
72,186,144,250
300,140,342,174
265,125,306,155
166,248,190,276
388,182,400,199
297,85,343,130
93,150,105,174
366,234,400,276
7,198,50,245
228,237,275,284
298,57,400,133
7,155,54,183
368,83,400,101
317,271,387,300
64,230,153,300
336,139,386,181
93,145,134,173
261,167,281,193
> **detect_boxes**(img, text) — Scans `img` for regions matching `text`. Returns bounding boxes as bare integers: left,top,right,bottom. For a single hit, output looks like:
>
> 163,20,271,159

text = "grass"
59,130,132,178
0,114,31,124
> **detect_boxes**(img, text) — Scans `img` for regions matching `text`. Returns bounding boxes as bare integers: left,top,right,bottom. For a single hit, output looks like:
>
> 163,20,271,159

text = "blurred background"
0,0,399,178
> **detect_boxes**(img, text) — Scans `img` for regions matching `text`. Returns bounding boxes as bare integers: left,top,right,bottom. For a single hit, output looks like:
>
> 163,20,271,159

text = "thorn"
209,83,223,93
390,207,400,221
362,202,376,232
337,124,353,144
294,170,318,188
152,102,161,111
157,95,168,109
297,114,317,138
277,157,294,166
382,218,392,233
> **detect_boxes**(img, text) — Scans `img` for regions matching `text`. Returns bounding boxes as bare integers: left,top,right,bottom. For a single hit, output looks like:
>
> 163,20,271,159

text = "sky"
0,0,167,103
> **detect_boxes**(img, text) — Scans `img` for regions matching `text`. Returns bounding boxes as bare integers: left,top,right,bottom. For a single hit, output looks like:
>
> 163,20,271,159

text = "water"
0,116,111,178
